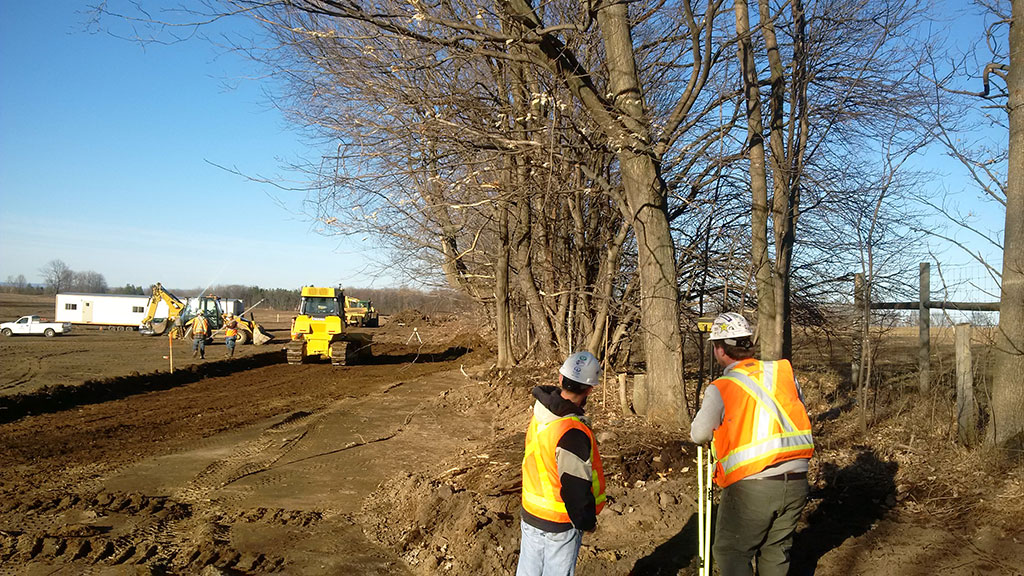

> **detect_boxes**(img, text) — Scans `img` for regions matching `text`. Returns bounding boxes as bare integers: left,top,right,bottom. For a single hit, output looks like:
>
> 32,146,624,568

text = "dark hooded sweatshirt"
521,385,599,533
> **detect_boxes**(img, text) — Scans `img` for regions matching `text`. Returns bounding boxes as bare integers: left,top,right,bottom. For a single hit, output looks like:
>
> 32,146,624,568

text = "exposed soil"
1,294,1022,575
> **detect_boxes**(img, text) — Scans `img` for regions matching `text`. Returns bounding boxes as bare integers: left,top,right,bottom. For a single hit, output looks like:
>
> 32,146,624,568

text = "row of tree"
6,260,468,317
4,260,145,295
175,284,473,316
98,0,1021,446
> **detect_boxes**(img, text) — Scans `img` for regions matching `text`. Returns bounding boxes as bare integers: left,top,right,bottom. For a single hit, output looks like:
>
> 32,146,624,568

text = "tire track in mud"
1,348,91,390
0,354,462,575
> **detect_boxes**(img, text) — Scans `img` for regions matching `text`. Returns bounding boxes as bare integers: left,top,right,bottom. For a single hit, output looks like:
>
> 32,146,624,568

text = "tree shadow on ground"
790,448,898,575
629,512,704,576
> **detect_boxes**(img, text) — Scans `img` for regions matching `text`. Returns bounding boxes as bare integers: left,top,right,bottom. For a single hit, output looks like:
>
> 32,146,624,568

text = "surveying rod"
704,446,713,575
698,445,706,576
697,444,715,576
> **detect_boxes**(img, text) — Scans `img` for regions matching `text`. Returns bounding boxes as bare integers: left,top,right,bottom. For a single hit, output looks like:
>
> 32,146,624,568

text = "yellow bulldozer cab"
288,286,372,365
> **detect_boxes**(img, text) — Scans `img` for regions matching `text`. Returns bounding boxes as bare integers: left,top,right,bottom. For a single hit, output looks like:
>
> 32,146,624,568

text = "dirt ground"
1,294,1022,575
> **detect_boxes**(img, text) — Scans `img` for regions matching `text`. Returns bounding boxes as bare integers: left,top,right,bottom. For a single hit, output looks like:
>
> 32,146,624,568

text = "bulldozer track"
331,340,349,366
285,340,304,364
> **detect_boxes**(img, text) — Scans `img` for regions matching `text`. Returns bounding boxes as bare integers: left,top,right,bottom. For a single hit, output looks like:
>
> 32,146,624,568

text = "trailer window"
65,303,77,310
133,306,144,313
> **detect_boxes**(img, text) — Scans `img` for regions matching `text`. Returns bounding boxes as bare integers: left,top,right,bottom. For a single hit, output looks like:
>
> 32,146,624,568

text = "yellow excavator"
139,283,272,345
287,286,372,365
344,295,380,327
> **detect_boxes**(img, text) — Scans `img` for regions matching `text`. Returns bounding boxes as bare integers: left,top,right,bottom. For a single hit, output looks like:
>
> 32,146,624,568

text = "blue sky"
0,3,390,290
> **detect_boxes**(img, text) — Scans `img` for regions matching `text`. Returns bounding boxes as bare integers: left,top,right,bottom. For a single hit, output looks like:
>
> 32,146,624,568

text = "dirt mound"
388,309,463,327
0,351,284,424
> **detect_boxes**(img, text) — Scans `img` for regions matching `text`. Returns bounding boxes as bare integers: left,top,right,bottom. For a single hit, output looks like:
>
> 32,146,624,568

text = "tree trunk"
587,221,630,354
597,2,686,425
989,0,1024,447
495,193,514,369
735,0,780,359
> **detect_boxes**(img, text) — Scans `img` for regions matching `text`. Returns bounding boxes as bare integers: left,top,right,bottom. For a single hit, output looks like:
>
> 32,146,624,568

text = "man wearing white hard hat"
517,351,607,576
691,312,814,576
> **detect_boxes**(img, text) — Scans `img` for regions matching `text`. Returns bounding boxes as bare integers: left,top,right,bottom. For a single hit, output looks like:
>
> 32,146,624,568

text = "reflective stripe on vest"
712,359,813,487
521,415,606,524
192,316,209,335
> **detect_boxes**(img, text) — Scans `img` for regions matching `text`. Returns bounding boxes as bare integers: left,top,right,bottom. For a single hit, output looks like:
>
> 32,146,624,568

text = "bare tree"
195,0,734,425
923,0,1022,447
39,260,73,294
3,274,28,293
993,0,1023,447
70,270,109,293
732,0,931,359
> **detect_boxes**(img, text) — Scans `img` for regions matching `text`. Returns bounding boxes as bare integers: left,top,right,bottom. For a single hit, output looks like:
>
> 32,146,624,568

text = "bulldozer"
344,295,380,327
139,283,272,345
287,286,372,365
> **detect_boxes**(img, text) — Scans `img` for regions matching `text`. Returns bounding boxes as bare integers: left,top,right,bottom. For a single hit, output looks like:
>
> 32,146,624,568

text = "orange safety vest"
712,358,814,487
522,415,606,524
225,322,238,338
191,315,209,336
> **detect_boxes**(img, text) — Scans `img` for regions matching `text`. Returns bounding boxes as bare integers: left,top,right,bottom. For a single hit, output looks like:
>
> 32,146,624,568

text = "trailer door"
83,301,93,323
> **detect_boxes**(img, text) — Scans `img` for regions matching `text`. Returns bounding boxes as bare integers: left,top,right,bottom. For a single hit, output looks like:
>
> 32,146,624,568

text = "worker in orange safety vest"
189,312,210,360
223,314,239,358
690,312,814,576
517,350,606,576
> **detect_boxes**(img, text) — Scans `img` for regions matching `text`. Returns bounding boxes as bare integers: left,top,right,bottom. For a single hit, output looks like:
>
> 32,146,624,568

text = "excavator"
344,295,380,327
139,283,272,345
287,286,372,365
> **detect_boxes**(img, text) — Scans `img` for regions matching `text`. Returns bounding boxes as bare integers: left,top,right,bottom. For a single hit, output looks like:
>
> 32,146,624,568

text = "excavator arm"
139,283,186,335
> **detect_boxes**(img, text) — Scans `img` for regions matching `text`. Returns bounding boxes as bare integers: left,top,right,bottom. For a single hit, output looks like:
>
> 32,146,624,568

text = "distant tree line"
6,258,463,317
168,284,472,316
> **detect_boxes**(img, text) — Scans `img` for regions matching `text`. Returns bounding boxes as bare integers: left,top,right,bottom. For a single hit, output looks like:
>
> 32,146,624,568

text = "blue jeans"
516,520,583,576
225,336,236,356
192,336,206,358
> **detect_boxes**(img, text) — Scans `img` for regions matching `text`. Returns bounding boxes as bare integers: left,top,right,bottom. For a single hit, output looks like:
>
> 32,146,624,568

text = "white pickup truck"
1,315,73,337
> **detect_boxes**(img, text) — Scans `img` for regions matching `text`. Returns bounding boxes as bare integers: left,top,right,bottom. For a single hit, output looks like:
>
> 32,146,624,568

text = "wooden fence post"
955,323,978,446
919,262,931,393
618,373,632,416
633,374,648,416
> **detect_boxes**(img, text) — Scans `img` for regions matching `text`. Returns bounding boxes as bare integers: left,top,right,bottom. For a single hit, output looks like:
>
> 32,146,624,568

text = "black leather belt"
761,471,807,481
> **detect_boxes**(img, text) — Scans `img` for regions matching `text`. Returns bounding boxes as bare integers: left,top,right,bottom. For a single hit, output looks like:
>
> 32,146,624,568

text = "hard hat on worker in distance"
559,351,602,387
708,312,753,343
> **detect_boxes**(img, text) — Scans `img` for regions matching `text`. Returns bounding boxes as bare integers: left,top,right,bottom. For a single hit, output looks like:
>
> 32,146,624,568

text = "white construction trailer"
219,299,245,316
55,293,151,330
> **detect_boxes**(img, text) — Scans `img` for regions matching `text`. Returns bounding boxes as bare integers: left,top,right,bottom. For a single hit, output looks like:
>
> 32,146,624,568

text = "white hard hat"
708,312,754,343
559,351,602,386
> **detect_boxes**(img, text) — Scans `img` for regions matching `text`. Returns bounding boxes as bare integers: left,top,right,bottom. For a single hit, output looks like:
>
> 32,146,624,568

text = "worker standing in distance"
517,351,606,576
690,312,814,576
189,312,210,360
223,314,239,358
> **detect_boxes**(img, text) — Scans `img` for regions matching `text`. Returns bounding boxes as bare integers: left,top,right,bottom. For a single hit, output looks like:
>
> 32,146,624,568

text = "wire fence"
930,262,1001,326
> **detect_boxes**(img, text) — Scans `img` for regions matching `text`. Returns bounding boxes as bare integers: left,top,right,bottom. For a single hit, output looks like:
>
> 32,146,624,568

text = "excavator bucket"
252,324,273,346
140,319,168,336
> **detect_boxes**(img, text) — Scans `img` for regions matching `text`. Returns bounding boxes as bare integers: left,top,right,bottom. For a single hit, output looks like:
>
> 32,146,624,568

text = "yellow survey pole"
168,331,174,374
698,445,714,576
698,445,705,576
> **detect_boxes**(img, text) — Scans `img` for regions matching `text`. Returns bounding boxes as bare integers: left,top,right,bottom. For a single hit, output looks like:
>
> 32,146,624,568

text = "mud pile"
357,371,699,575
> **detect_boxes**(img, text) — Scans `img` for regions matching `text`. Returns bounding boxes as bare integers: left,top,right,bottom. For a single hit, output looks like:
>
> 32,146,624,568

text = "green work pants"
712,475,809,576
